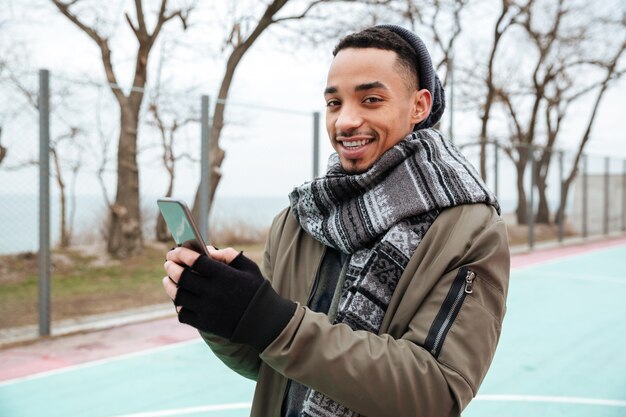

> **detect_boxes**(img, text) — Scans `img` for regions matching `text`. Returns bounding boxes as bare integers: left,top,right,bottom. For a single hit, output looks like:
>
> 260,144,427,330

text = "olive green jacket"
201,203,510,417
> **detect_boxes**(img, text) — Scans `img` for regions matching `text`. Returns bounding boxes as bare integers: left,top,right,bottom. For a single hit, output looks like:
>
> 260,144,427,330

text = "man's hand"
162,246,297,351
162,246,239,312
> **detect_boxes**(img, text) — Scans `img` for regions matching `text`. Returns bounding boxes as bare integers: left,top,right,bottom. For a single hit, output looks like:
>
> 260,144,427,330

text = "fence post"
493,141,499,199
622,159,626,232
39,69,51,337
527,149,535,249
582,154,588,239
312,111,320,179
604,156,610,235
199,95,210,241
558,151,564,242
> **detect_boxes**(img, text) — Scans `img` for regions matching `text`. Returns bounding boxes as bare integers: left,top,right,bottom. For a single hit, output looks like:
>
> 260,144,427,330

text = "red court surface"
0,316,198,382
2,234,626,383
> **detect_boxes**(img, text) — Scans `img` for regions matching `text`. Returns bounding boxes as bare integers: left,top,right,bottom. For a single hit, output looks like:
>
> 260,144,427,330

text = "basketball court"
2,237,625,417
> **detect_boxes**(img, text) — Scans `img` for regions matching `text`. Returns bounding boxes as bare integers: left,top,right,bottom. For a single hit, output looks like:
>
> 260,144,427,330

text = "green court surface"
464,243,626,417
1,243,625,417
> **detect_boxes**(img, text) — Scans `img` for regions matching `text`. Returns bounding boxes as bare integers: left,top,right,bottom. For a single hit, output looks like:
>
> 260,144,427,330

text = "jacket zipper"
424,268,476,358
464,270,476,294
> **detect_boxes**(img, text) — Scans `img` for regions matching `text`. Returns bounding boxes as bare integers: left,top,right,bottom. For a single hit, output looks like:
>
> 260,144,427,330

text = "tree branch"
51,0,126,104
496,88,524,144
134,0,149,37
271,0,391,23
271,0,328,23
51,0,103,44
125,12,140,38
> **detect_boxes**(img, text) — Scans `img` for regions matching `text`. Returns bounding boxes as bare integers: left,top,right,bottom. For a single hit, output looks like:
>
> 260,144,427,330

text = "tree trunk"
555,174,574,226
51,147,70,248
478,0,513,182
555,44,624,226
515,162,528,225
534,147,553,224
108,104,143,258
50,0,191,258
190,53,249,227
535,172,551,224
513,145,530,225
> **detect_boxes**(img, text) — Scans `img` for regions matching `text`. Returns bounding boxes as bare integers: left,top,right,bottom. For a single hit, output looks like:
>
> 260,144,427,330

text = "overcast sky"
2,0,625,206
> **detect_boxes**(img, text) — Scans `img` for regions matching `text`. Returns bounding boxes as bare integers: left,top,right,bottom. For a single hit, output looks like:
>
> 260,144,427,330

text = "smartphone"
157,197,210,257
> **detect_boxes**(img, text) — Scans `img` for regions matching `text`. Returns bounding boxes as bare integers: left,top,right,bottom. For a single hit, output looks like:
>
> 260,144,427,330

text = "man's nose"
335,104,363,133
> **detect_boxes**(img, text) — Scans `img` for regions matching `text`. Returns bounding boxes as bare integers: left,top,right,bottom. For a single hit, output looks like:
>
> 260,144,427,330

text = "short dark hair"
333,27,419,91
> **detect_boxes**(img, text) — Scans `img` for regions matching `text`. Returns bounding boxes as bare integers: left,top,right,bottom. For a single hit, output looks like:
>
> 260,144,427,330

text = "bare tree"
533,61,618,224
148,94,198,241
394,0,471,136
1,126,84,248
188,0,468,221
190,0,293,223
476,0,524,180
94,99,116,237
492,0,625,225
554,39,626,225
394,0,468,87
50,128,84,247
51,0,192,258
189,0,394,227
4,65,85,247
492,0,575,224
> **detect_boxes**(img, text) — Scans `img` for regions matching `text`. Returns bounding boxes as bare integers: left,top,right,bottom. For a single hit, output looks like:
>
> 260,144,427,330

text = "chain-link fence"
458,140,626,248
0,70,41,334
0,69,323,339
1,68,625,340
572,154,626,237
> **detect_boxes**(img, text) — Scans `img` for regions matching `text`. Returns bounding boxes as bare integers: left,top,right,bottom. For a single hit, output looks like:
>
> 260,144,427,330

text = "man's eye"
326,99,340,107
363,97,382,104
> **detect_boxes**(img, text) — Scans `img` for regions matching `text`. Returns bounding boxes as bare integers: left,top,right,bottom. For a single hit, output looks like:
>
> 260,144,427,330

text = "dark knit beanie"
375,24,446,130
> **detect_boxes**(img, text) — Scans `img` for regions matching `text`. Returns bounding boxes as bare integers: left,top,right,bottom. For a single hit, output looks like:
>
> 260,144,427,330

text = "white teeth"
342,139,371,148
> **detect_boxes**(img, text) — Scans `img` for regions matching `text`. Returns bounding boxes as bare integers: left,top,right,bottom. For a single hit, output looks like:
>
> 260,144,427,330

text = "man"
163,25,509,417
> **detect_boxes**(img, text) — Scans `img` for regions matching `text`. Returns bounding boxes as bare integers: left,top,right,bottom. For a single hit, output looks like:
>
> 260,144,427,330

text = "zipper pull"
464,271,476,294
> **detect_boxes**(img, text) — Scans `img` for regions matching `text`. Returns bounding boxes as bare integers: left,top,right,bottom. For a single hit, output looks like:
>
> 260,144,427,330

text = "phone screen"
157,198,209,256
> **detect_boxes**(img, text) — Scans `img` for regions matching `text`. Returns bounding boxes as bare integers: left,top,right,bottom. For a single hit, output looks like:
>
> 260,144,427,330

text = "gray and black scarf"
288,128,499,417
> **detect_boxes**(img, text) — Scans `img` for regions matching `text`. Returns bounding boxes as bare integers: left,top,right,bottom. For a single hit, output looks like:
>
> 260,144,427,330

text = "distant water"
0,194,290,255
0,193,524,255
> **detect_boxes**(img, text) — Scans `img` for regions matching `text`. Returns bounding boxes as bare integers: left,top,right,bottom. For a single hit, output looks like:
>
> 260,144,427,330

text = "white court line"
0,338,203,387
475,394,626,407
110,403,252,417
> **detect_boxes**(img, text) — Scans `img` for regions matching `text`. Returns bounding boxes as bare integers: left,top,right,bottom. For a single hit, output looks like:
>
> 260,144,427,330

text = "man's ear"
410,89,432,126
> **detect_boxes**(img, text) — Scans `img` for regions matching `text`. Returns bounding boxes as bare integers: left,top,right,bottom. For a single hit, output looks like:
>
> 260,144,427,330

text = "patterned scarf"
288,129,499,417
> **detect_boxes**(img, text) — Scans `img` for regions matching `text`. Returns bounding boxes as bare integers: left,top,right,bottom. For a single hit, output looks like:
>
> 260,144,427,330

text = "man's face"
324,47,431,174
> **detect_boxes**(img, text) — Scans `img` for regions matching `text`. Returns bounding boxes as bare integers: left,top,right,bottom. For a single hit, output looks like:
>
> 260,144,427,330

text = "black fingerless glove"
174,252,297,352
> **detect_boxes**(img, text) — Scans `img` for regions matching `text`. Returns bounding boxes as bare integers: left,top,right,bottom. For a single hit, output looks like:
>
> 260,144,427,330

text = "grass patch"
0,240,265,330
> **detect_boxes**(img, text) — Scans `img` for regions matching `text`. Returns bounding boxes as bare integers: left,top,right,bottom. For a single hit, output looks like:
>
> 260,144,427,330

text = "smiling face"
324,47,432,174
